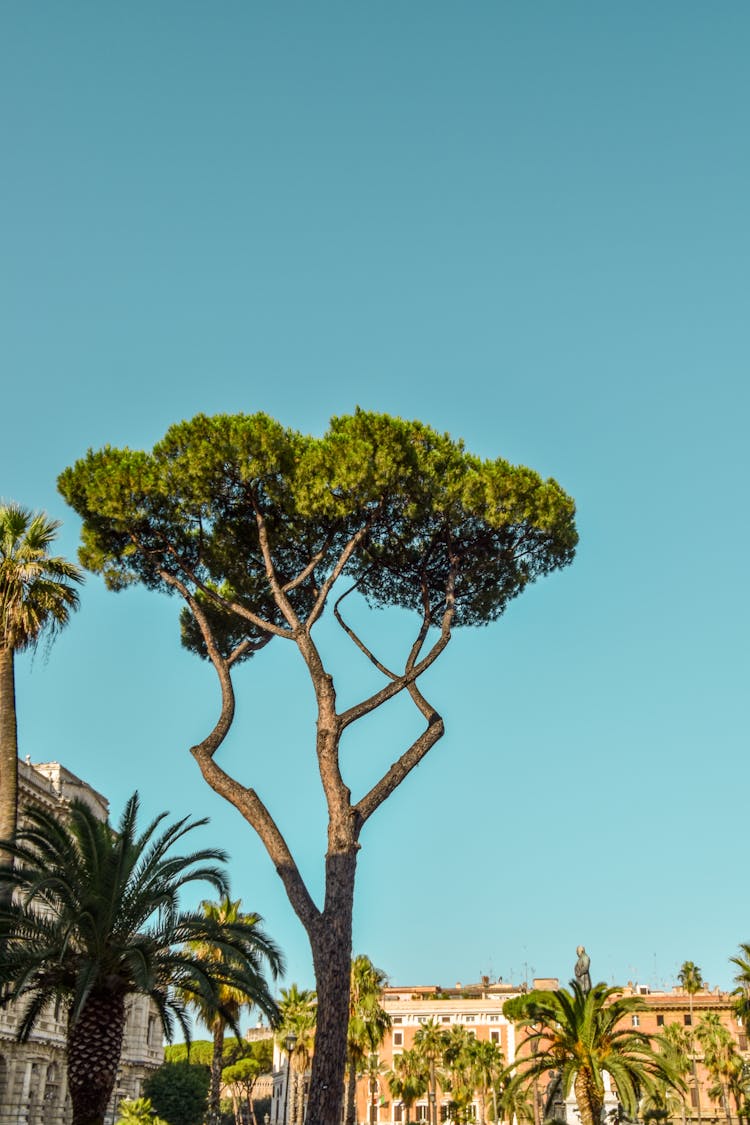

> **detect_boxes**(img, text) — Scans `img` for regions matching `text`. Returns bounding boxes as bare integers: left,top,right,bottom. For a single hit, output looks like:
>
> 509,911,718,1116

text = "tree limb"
158,569,320,932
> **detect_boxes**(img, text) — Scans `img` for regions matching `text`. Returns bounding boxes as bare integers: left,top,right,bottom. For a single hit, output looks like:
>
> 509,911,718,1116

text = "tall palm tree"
0,792,258,1125
695,1013,741,1125
442,1026,481,1125
504,983,683,1125
679,961,705,1124
470,1039,506,1125
414,1017,448,1125
185,896,283,1125
657,1022,694,1125
345,955,391,1125
277,984,317,1125
386,1048,430,1125
0,504,83,872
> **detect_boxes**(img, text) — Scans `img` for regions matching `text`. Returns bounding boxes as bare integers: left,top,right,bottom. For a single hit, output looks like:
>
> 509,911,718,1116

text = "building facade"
0,759,164,1125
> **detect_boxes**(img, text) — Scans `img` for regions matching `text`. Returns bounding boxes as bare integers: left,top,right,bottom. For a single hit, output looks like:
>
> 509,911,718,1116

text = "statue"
574,946,591,995
543,1070,566,1124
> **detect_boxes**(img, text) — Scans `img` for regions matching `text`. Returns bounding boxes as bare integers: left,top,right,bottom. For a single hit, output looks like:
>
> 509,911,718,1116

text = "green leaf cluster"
58,410,577,658
143,1060,210,1125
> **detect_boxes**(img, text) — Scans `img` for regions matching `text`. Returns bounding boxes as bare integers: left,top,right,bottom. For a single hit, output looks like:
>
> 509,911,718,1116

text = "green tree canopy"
143,1061,210,1125
59,409,577,1125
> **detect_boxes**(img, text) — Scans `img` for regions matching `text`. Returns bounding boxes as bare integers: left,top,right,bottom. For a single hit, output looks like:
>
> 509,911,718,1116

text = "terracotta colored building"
350,976,747,1125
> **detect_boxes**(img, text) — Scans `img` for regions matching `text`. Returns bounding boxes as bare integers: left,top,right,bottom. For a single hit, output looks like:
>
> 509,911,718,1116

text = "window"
394,1107,403,1123
416,1106,429,1121
394,1032,403,1047
465,1016,475,1022
490,1030,501,1044
656,1016,664,1027
393,1017,403,1024
684,1014,692,1026
631,1016,640,1028
441,1016,451,1024
740,1034,748,1051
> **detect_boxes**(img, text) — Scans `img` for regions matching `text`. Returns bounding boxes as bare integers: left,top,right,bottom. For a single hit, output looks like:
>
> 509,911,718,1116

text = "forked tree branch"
333,582,399,682
158,569,320,931
305,515,378,632
252,502,301,633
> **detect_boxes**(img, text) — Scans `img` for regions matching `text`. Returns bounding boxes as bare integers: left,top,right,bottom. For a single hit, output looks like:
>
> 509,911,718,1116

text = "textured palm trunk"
305,850,357,1125
208,1019,226,1125
573,1070,601,1125
0,647,18,900
67,990,126,1125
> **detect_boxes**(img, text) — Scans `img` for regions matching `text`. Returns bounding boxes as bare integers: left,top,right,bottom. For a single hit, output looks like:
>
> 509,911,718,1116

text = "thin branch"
333,582,398,681
252,502,301,633
338,592,455,732
281,537,333,593
158,569,320,932
305,516,377,632
354,686,445,827
227,635,271,668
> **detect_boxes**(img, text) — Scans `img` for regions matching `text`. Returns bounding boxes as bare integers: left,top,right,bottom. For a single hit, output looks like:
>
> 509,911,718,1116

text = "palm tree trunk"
209,1019,226,1125
574,1070,601,1125
0,646,18,901
67,989,126,1125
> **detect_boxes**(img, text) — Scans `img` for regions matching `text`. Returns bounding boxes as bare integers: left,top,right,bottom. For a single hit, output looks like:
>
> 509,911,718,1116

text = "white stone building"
0,759,164,1124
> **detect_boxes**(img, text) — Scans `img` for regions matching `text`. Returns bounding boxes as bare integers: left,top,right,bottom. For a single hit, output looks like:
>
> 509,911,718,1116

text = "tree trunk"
0,647,18,899
209,1018,226,1125
67,989,126,1125
305,850,358,1125
345,1063,358,1125
573,1071,601,1125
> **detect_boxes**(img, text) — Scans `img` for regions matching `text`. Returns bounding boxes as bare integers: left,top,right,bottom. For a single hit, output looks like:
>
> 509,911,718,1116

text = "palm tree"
115,1097,168,1124
730,945,750,1033
657,1023,694,1125
414,1017,448,1125
0,504,83,873
443,1026,481,1125
0,791,259,1125
184,896,283,1125
471,1039,506,1125
345,955,391,1125
695,1013,742,1125
386,1048,430,1125
679,961,705,1124
277,984,317,1125
503,982,684,1125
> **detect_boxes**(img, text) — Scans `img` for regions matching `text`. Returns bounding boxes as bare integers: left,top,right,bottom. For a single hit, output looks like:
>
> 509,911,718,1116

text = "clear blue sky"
2,2,749,1002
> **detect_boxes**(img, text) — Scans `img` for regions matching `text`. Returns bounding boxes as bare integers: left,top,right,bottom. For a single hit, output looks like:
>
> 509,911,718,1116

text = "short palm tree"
0,503,83,873
0,792,259,1125
470,1039,505,1125
185,896,283,1125
504,982,684,1125
115,1097,168,1124
345,955,391,1125
277,983,317,1125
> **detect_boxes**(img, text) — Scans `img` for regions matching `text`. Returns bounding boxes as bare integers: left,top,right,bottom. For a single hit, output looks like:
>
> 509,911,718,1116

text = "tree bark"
345,1062,358,1125
573,1071,601,1125
305,850,358,1125
0,647,18,894
67,990,126,1125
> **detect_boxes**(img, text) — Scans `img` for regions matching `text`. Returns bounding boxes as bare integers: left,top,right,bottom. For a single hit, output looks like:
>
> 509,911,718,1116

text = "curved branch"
252,503,301,633
159,569,320,932
333,582,398,682
305,516,378,632
338,597,455,732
